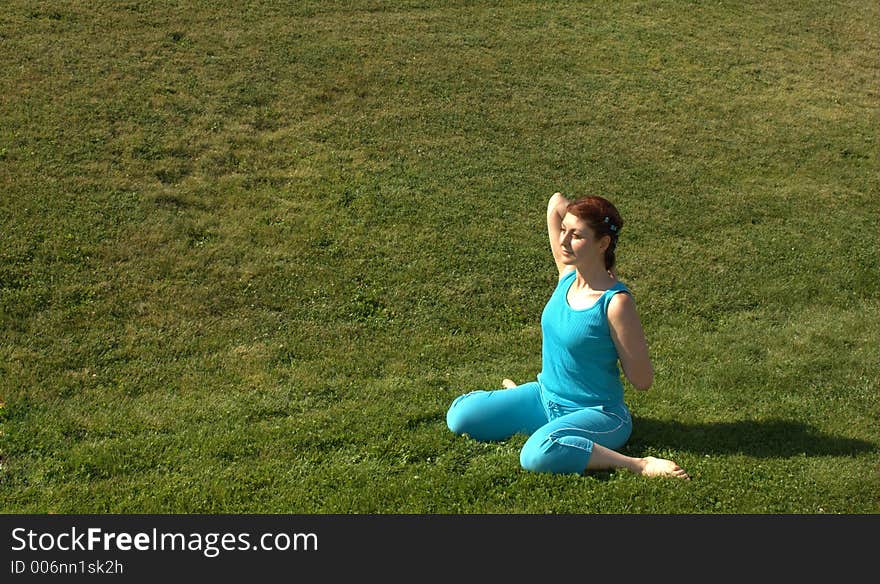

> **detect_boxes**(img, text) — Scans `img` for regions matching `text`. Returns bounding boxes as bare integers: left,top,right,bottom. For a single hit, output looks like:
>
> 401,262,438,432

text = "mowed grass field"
1,0,877,513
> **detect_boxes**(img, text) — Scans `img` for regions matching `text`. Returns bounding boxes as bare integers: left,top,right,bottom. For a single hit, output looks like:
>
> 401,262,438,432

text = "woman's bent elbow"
631,372,653,391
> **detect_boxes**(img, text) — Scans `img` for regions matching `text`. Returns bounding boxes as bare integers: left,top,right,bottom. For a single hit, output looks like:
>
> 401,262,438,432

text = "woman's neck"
573,264,615,292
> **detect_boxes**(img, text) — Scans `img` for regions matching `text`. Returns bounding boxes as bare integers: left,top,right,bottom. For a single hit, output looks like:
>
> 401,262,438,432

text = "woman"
446,192,689,479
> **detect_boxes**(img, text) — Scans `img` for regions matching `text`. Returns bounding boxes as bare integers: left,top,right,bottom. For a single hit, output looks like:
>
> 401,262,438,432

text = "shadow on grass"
629,416,877,458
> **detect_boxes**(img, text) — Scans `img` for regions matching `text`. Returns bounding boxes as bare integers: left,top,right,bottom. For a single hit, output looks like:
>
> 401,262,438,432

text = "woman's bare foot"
502,378,517,389
640,456,690,480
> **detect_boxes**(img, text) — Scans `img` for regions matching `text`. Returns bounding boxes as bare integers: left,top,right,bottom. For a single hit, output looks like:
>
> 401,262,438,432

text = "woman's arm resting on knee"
607,293,654,390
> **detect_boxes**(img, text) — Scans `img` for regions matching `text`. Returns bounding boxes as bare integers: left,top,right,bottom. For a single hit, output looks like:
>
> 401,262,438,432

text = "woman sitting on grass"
446,192,689,480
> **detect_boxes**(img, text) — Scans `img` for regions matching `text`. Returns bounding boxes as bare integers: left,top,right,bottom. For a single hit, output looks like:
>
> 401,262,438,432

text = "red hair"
566,196,624,269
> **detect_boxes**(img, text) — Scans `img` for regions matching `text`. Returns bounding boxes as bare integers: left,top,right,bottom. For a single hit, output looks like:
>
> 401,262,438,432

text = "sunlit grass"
1,0,877,513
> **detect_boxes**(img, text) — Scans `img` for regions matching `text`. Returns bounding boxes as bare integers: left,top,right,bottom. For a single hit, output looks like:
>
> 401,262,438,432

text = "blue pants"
446,381,632,474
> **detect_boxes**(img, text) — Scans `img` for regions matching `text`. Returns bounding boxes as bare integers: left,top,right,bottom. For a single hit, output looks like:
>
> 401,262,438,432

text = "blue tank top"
537,269,631,408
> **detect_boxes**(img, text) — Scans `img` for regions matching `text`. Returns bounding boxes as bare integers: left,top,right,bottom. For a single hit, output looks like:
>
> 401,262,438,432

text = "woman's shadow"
627,416,876,458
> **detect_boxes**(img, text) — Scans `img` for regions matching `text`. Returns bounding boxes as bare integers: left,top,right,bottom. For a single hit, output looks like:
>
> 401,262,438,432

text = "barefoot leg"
641,456,690,480
586,444,690,480
502,378,517,389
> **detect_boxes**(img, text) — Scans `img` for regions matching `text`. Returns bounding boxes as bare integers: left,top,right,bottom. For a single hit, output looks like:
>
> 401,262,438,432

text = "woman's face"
559,213,607,265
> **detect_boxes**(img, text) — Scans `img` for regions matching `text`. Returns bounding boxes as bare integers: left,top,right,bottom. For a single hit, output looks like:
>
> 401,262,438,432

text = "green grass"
1,0,877,513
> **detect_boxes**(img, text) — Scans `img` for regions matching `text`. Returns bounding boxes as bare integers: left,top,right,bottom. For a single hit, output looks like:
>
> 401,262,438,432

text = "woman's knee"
445,391,482,435
519,442,549,473
519,438,562,474
519,433,593,475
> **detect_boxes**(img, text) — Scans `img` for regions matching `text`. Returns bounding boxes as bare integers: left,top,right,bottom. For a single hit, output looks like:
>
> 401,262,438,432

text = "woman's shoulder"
558,266,576,279
608,280,631,295
605,282,636,315
554,266,577,286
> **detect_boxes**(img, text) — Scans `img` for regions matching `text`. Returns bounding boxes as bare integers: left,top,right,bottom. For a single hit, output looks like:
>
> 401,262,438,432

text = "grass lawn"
1,0,877,513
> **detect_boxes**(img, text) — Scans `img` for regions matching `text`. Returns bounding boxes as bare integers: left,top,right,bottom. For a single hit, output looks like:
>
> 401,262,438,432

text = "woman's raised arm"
547,192,573,280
